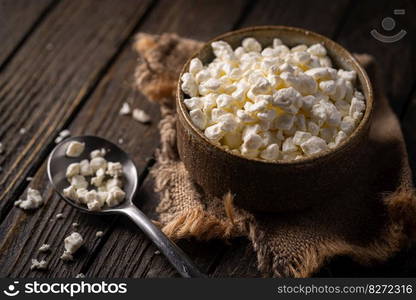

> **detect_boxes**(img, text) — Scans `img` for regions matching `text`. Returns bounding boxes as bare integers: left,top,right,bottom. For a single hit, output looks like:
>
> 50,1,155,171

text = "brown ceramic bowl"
176,26,373,212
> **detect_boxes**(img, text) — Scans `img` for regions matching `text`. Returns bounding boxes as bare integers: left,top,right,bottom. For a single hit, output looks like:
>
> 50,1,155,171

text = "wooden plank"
239,0,351,36
84,0,416,278
0,0,56,68
0,162,119,278
0,0,249,278
208,0,352,277
3,0,413,279
0,0,154,221
0,0,155,277
210,0,416,278
335,0,416,115
85,0,251,278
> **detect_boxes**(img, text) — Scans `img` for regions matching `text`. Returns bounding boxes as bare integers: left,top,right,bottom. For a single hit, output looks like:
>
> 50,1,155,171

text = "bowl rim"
176,25,374,166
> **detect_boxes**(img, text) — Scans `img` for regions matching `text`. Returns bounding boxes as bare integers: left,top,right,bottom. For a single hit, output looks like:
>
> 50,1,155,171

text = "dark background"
0,0,415,277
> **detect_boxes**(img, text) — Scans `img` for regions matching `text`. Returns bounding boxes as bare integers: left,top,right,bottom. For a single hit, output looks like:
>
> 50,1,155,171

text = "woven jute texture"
134,33,416,277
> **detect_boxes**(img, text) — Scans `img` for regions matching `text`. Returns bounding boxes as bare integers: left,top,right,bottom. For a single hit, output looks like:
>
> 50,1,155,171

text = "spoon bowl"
47,135,205,278
47,135,137,215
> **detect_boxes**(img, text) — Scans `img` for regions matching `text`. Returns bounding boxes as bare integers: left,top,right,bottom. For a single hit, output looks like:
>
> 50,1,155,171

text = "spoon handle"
122,205,206,278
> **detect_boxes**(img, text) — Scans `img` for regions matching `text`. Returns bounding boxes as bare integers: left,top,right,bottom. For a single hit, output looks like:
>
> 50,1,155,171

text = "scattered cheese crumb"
66,141,85,157
61,232,83,262
56,213,64,219
19,128,27,135
154,250,160,255
55,129,71,143
132,108,151,123
118,138,124,144
106,186,126,207
75,273,86,278
70,175,88,189
95,231,104,237
26,177,34,181
72,222,79,228
14,188,44,210
119,102,131,115
39,244,51,253
79,159,93,176
90,157,107,172
30,259,48,270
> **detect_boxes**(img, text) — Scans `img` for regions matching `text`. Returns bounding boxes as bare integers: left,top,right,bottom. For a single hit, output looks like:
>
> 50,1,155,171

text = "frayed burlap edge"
150,106,251,241
152,103,416,278
250,188,416,277
134,33,416,277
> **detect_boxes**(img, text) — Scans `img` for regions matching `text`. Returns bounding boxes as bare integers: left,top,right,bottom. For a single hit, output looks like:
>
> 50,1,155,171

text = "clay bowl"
176,26,373,212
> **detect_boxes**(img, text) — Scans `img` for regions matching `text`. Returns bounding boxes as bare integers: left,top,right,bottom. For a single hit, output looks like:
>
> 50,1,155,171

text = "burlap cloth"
133,33,416,277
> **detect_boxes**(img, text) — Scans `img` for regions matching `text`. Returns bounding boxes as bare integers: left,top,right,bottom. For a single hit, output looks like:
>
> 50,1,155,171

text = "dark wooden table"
0,0,415,278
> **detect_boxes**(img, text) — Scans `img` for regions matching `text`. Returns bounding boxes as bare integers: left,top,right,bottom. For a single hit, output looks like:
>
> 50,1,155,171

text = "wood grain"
402,89,416,185
0,0,56,68
0,0,153,221
0,0,249,278
208,0,416,277
1,0,415,278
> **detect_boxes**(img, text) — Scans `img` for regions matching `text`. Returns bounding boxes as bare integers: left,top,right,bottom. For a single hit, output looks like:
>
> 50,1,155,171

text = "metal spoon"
47,135,205,278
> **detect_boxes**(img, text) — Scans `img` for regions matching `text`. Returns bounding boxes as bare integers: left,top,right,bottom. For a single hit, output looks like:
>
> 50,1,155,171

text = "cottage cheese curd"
55,129,71,143
181,38,365,161
30,258,48,270
63,145,126,211
14,188,44,210
38,244,51,253
66,141,85,157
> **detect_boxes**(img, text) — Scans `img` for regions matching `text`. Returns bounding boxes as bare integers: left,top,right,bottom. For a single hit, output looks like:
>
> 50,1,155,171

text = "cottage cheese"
181,38,365,161
66,141,85,157
132,108,151,123
63,146,126,211
119,102,132,115
30,258,48,270
38,244,51,253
